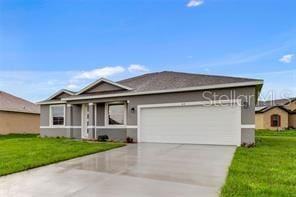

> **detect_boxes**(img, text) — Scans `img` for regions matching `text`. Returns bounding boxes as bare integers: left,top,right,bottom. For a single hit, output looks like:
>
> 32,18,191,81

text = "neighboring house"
0,91,40,134
38,71,263,146
255,98,296,130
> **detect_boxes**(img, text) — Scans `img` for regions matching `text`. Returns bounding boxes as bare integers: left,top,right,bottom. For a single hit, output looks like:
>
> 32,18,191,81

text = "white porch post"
88,103,95,139
66,104,72,138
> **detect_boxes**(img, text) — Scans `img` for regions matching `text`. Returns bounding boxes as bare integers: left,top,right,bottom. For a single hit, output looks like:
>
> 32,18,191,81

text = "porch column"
88,103,95,139
66,104,72,138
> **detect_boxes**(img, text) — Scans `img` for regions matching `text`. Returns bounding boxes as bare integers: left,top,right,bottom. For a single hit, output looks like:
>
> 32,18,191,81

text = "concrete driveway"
0,143,236,197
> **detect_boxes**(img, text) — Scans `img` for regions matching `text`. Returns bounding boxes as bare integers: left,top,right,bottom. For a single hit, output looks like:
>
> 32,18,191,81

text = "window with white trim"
50,105,65,126
107,103,126,125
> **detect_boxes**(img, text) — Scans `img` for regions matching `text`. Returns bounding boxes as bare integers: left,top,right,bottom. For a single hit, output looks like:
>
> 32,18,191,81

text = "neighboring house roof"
255,105,292,114
257,98,296,107
256,97,296,114
0,91,40,114
39,71,263,103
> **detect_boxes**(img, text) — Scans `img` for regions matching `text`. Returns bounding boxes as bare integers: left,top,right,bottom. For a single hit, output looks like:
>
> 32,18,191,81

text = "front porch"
65,101,137,142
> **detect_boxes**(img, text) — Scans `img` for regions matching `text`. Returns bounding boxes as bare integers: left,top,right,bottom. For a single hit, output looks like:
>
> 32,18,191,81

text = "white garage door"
139,103,241,146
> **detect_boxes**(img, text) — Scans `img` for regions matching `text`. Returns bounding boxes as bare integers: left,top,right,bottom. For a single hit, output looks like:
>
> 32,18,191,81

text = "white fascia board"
63,80,263,101
37,100,67,105
75,78,133,95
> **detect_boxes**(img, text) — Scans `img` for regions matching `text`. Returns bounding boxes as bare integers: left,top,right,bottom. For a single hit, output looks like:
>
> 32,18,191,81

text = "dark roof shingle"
40,71,263,102
118,71,261,93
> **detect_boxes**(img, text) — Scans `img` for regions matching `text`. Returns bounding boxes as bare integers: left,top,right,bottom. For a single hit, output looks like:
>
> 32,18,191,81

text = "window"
271,114,281,127
107,103,126,125
50,105,65,126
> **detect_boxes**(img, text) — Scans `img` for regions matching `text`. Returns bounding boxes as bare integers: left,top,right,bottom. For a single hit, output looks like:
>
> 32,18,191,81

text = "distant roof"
257,98,296,107
0,91,40,114
255,105,292,113
118,71,261,93
256,97,296,114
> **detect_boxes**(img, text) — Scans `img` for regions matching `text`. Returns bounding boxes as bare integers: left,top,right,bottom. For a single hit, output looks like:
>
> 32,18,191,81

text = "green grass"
0,134,125,176
221,130,296,196
256,129,296,137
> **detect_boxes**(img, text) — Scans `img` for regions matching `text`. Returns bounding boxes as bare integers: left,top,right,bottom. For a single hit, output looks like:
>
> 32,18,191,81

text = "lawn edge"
0,142,125,177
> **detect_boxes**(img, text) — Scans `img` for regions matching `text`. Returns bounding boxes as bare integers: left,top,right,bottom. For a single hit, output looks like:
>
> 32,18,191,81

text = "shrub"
126,137,134,143
241,142,256,148
97,135,109,142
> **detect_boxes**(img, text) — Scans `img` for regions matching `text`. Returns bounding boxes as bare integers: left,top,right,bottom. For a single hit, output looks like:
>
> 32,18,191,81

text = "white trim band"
41,125,138,129
40,126,82,129
241,124,255,129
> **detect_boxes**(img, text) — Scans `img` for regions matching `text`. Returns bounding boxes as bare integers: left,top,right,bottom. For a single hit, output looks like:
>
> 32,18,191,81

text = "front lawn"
221,130,296,196
256,129,296,137
0,134,125,176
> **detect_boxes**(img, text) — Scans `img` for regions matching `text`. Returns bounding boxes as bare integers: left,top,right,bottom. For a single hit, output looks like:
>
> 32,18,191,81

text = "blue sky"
0,0,295,102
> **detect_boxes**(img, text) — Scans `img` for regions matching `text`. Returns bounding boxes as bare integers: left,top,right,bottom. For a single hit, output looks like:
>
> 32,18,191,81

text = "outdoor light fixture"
130,107,136,113
243,101,249,109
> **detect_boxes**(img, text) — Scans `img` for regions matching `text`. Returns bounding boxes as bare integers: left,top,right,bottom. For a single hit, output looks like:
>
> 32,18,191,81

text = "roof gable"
47,89,75,100
76,78,132,95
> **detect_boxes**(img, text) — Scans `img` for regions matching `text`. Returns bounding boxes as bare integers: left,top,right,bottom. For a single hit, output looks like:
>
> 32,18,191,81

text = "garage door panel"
139,104,241,145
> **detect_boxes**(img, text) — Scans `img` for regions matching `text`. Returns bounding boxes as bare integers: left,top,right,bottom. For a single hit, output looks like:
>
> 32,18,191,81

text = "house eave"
37,100,67,105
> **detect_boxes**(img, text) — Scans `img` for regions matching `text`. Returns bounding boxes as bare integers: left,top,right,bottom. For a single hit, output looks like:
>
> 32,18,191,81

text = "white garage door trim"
137,99,242,146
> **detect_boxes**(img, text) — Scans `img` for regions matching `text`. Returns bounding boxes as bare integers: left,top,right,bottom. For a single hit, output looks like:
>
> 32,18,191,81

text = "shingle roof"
255,105,292,113
40,71,263,103
257,98,295,107
118,71,261,93
0,91,40,114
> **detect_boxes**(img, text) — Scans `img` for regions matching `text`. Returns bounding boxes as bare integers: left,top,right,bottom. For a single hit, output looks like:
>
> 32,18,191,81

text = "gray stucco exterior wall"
41,128,69,137
96,128,126,141
40,105,50,126
67,86,256,125
241,128,255,145
72,104,81,126
96,103,105,126
40,86,257,145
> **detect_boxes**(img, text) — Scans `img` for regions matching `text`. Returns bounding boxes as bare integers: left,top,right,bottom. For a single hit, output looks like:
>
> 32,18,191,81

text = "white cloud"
74,66,125,79
279,54,294,64
66,84,79,90
128,64,149,73
187,0,204,7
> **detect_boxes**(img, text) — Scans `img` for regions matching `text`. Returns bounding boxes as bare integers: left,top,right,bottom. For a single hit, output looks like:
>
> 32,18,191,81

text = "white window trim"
49,104,66,127
104,102,127,127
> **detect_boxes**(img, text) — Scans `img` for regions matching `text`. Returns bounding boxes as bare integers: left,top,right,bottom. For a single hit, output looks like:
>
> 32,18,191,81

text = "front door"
81,104,89,139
